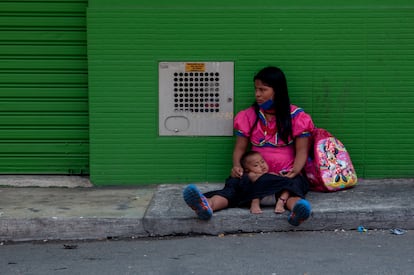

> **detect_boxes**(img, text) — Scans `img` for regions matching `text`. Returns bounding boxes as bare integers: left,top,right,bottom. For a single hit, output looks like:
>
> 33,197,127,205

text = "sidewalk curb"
0,179,413,242
143,181,414,236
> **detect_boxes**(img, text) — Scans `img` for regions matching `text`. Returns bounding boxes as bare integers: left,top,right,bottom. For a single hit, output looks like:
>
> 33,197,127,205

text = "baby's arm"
250,198,263,214
247,171,263,183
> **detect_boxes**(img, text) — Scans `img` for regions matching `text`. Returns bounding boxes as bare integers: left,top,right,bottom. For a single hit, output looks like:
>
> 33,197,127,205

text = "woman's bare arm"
231,136,249,178
285,136,309,178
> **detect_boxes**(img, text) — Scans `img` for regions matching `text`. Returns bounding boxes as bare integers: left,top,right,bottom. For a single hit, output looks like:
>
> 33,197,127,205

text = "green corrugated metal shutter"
0,0,89,174
88,0,414,185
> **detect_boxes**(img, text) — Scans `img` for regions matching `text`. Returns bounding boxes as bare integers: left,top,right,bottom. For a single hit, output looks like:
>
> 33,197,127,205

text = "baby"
240,150,291,214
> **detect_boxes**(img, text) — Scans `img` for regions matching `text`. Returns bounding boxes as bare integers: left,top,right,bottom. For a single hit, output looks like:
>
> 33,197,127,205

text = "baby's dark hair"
240,151,261,170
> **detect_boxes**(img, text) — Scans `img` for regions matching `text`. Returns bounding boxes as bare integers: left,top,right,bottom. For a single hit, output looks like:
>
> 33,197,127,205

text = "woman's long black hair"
251,66,293,144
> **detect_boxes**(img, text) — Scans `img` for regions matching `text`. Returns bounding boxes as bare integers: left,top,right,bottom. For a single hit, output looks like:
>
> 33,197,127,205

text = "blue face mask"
259,99,274,110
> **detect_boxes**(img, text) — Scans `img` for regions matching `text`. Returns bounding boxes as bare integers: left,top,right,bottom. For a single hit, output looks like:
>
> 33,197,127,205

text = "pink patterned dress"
234,104,315,174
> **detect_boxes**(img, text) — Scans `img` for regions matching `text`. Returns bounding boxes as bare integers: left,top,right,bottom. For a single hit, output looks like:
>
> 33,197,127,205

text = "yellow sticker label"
185,63,205,72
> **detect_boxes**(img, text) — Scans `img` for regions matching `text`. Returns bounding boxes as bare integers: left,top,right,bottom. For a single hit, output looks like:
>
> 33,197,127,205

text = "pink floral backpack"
304,128,358,192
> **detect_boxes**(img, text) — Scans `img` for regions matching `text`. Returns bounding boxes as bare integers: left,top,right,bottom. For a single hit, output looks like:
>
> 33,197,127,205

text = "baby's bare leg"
250,198,263,214
275,191,289,213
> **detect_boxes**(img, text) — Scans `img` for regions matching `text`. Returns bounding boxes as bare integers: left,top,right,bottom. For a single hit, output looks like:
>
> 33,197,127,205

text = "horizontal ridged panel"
88,3,414,184
0,0,88,174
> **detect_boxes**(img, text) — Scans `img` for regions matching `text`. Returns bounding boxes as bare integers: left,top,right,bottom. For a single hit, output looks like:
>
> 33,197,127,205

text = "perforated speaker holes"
173,72,220,113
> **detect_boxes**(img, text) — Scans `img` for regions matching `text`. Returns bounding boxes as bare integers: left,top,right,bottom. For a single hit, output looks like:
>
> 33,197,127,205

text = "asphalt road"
1,230,413,275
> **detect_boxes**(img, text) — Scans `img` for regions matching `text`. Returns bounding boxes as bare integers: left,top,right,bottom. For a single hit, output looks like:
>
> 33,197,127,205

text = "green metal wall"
0,0,89,174
88,0,414,185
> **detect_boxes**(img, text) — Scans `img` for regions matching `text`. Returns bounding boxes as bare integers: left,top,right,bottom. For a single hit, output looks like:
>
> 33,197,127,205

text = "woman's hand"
282,136,309,179
231,166,244,178
283,169,299,179
231,136,249,178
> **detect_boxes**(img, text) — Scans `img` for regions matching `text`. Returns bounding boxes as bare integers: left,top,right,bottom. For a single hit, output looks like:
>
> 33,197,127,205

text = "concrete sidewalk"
0,177,413,242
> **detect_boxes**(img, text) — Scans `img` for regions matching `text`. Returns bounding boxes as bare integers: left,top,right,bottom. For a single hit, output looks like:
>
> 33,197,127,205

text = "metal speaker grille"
173,71,221,113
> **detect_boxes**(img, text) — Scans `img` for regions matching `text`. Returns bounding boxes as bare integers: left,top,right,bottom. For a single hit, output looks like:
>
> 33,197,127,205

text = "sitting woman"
183,66,314,226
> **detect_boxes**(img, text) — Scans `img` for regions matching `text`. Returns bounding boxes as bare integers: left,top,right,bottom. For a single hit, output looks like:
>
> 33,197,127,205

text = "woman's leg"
207,195,229,211
286,196,311,226
183,184,214,220
184,177,239,219
285,196,301,211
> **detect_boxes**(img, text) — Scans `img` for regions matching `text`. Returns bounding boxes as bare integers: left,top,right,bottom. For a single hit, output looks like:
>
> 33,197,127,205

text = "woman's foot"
288,199,311,226
183,184,213,220
275,197,287,214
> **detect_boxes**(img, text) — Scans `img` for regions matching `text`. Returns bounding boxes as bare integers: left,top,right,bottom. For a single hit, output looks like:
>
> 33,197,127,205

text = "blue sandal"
288,199,311,226
183,184,213,220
